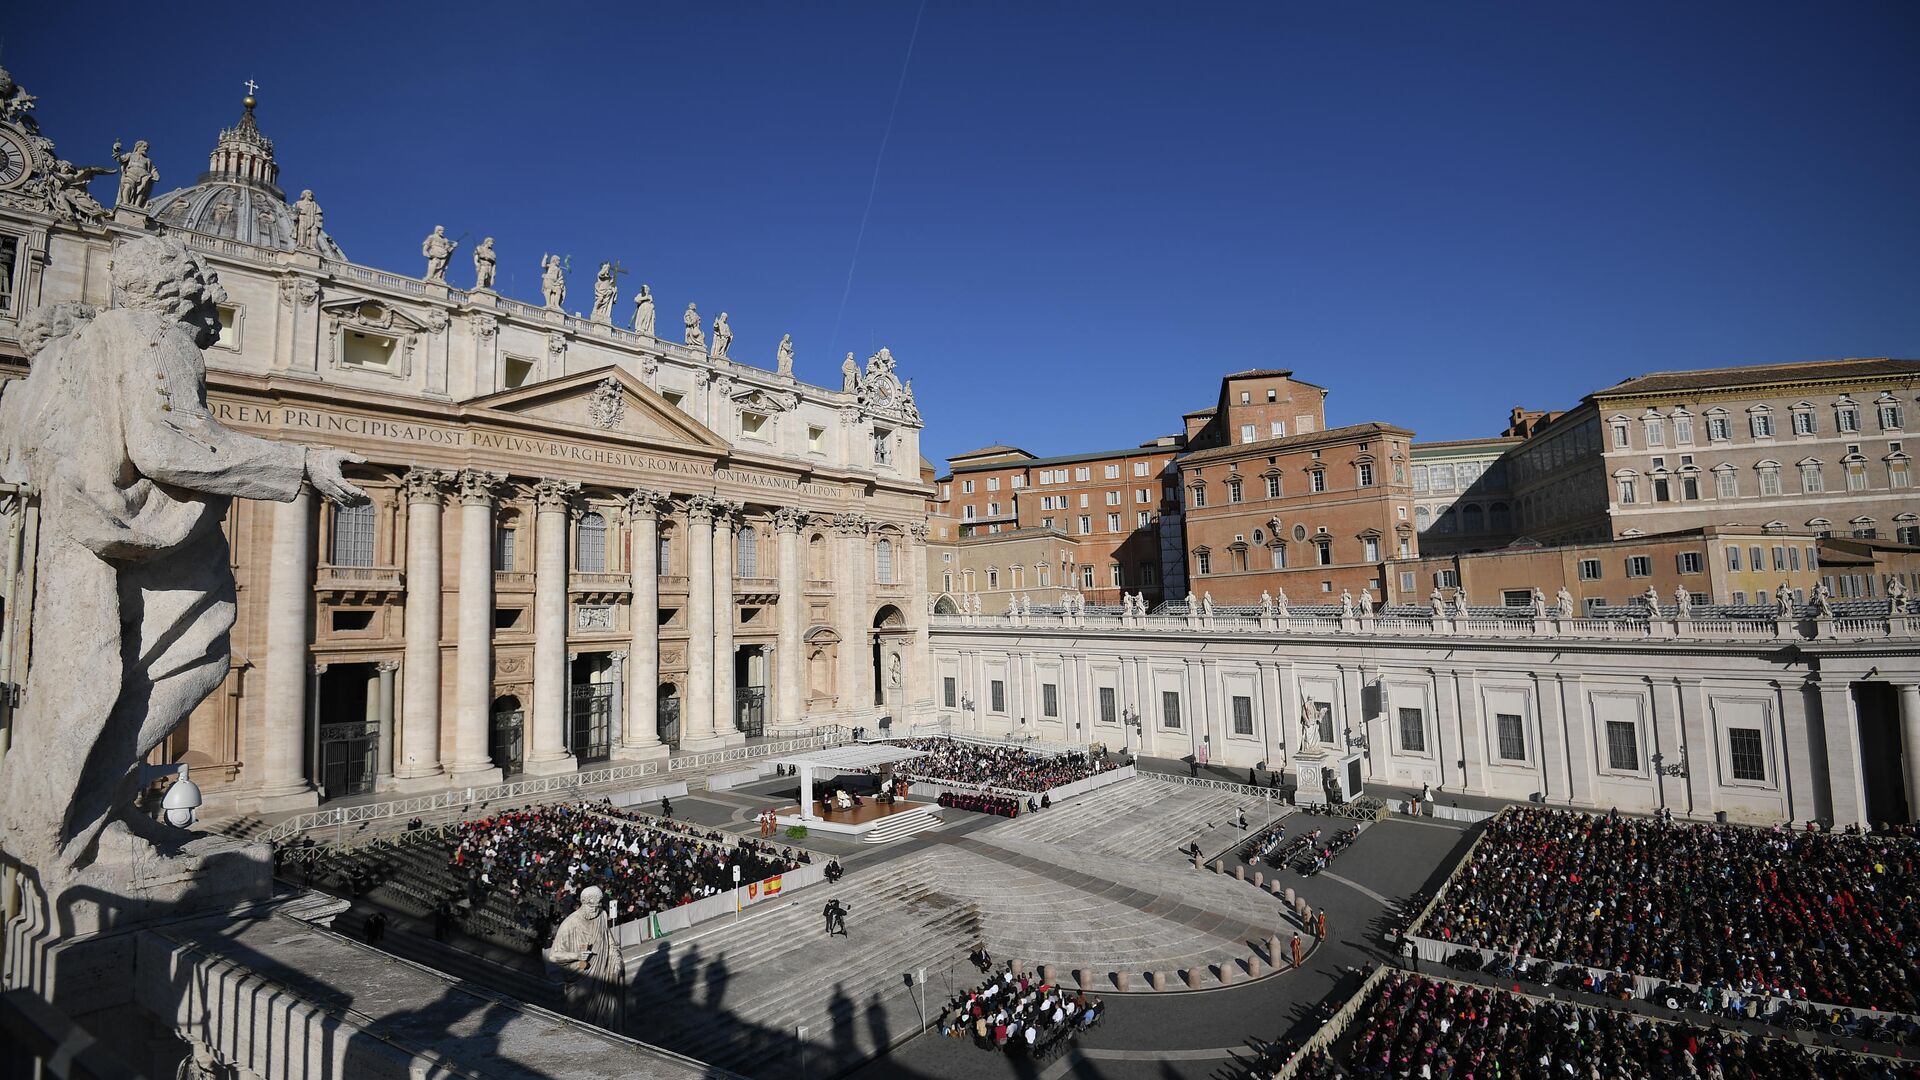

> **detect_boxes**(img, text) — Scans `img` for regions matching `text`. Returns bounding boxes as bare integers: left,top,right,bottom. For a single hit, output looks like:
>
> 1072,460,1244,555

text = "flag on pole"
764,875,783,898
650,911,668,939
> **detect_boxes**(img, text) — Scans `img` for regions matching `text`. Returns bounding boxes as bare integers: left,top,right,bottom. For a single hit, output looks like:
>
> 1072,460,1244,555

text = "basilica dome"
148,96,346,259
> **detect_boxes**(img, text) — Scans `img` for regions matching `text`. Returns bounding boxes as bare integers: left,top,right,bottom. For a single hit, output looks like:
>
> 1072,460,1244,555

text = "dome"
148,96,346,259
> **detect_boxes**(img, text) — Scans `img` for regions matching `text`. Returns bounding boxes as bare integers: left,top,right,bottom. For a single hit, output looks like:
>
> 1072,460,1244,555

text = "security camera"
139,762,203,829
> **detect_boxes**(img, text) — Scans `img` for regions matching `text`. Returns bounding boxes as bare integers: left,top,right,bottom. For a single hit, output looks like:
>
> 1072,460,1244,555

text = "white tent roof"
771,744,931,771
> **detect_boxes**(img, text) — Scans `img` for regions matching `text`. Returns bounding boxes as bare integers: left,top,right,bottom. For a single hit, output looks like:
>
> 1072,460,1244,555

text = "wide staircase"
989,776,1281,863
623,847,978,1079
858,805,946,844
284,833,540,952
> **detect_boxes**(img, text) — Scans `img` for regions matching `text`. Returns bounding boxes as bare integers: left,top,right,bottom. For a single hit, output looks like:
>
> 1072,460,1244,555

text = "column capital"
610,650,629,663
311,661,329,676
772,506,810,534
710,499,744,531
683,493,720,524
455,469,510,505
533,477,582,512
403,466,457,504
831,512,872,537
907,522,930,542
377,659,401,672
622,487,672,521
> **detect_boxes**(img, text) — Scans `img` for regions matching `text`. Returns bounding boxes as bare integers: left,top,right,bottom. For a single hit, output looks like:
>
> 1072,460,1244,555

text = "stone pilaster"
619,488,670,758
524,478,581,775
449,470,508,782
681,496,718,750
833,513,872,720
256,486,318,811
706,501,742,748
376,660,399,781
395,467,454,788
773,507,808,731
906,523,934,716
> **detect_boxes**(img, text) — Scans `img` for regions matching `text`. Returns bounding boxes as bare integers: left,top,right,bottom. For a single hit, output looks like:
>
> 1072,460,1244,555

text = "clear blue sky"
14,2,1919,466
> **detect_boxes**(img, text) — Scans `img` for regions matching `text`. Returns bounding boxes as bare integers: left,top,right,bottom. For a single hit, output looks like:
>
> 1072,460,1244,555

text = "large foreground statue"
0,236,364,897
545,885,625,1028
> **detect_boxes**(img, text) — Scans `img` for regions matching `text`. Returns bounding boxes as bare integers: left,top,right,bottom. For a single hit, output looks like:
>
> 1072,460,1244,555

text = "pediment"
466,365,728,450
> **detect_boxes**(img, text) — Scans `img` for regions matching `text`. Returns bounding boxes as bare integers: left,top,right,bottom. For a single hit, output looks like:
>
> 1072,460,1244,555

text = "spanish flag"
764,875,783,898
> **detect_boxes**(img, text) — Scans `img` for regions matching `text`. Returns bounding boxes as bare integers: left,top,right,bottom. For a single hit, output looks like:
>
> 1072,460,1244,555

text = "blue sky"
13,2,1919,466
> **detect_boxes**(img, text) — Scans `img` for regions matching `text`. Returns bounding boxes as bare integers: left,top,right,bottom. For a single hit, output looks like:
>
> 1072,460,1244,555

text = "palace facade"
0,87,934,813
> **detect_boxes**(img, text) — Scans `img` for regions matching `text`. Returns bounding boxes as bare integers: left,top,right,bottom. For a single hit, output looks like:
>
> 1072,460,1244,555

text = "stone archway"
872,605,909,711
932,594,959,615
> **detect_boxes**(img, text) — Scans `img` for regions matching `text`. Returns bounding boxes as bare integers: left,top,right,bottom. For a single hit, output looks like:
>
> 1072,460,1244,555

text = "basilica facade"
0,83,934,813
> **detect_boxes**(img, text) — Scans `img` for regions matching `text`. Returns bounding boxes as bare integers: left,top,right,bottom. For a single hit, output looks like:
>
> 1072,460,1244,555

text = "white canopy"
772,744,930,772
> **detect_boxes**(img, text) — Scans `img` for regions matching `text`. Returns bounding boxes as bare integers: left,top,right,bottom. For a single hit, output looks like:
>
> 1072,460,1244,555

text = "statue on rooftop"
1430,588,1446,618
590,262,618,324
632,285,656,336
420,225,457,284
1889,576,1909,616
841,352,859,393
1556,587,1575,619
1674,585,1693,618
683,303,704,348
1359,587,1375,617
777,333,795,377
1530,587,1547,619
292,190,324,252
540,254,567,309
472,237,497,290
1810,582,1835,618
111,139,159,210
1775,583,1795,618
712,312,733,358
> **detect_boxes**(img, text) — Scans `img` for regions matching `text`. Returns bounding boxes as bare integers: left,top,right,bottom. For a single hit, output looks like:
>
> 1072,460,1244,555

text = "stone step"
859,808,946,844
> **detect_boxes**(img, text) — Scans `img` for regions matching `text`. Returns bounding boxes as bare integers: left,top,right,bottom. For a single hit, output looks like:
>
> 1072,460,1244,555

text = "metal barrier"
1270,965,1392,1078
1137,769,1291,805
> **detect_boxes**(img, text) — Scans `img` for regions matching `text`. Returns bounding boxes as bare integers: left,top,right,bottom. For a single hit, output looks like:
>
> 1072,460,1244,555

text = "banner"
764,875,783,898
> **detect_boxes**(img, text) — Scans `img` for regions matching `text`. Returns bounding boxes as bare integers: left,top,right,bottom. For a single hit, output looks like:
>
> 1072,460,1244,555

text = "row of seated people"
812,776,913,815
938,791,1022,817
939,967,1103,1055
890,737,1115,791
1418,806,1920,1013
447,801,805,928
1273,973,1918,1080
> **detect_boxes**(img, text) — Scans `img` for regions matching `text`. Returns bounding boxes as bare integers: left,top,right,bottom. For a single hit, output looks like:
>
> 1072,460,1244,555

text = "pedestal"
1291,751,1365,803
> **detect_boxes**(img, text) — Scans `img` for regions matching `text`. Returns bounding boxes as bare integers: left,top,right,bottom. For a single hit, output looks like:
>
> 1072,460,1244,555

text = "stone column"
681,496,719,750
620,489,669,758
525,478,581,775
710,501,741,746
833,514,872,720
907,523,934,714
608,650,626,747
307,662,324,793
1901,684,1920,822
1820,678,1866,827
449,470,507,782
257,486,319,810
376,660,398,782
395,467,453,789
1455,669,1486,794
773,508,808,731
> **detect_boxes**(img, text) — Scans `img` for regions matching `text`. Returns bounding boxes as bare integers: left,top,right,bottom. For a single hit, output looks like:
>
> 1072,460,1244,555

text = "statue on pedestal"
292,190,324,252
0,237,365,895
1775,584,1796,618
632,285,655,335
111,139,159,210
420,226,457,283
1201,592,1215,617
1299,697,1322,753
1429,588,1446,618
472,237,497,290
1642,585,1663,616
1358,588,1374,617
777,333,795,377
545,885,625,1029
1530,587,1547,619
712,312,733,358
684,303,704,348
1674,585,1693,618
1557,587,1575,619
1339,589,1355,618
841,353,859,393
1274,588,1289,616
540,254,567,309
1890,576,1909,616
1259,591,1274,618
590,262,618,324
1811,582,1835,619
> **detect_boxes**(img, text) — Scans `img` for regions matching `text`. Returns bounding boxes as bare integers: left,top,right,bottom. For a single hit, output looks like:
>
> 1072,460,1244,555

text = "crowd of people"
937,790,1022,817
1268,973,1919,1080
939,966,1104,1056
891,737,1116,792
447,801,806,929
1419,807,1920,1013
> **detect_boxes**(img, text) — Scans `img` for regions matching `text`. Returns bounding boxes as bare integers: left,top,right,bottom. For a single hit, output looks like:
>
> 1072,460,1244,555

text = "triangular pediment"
465,365,728,450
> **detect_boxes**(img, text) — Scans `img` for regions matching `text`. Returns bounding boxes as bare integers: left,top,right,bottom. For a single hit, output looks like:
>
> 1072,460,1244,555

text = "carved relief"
587,377,625,430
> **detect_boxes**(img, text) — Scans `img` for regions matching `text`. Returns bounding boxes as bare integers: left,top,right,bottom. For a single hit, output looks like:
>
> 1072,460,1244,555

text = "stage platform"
775,798,946,841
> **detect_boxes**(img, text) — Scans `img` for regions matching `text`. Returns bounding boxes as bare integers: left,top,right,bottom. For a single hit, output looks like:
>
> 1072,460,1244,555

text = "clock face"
0,127,29,189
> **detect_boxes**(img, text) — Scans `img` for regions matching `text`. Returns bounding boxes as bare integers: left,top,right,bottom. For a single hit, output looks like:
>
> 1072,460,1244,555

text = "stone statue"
1430,588,1446,618
1530,587,1547,619
1184,591,1199,613
175,1038,222,1080
111,139,159,210
1299,697,1322,752
776,333,795,377
420,225,457,283
1260,591,1274,617
292,190,324,252
888,653,903,688
1890,576,1909,616
590,262,618,324
712,312,733,358
0,66,37,130
1674,585,1693,618
1020,592,1033,614
1201,592,1215,616
472,237,497,290
1811,582,1835,618
632,285,656,335
1451,593,1468,618
1775,584,1795,618
0,237,365,892
684,303,704,348
841,352,859,393
46,158,113,224
545,885,625,1029
1340,589,1355,617
1556,587,1575,619
540,254,567,309
1642,586,1663,616
1274,588,1289,616
1358,588,1375,617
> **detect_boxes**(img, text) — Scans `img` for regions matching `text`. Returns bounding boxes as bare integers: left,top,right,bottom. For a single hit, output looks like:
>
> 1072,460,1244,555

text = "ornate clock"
0,125,31,189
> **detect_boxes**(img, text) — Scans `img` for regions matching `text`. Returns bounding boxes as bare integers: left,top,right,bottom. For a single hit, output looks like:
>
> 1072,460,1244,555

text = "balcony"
314,564,404,591
493,570,535,589
569,572,631,598
734,576,776,591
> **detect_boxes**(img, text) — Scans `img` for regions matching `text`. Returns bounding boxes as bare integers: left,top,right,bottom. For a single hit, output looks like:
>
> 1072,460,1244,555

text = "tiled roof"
952,444,1173,473
1596,358,1920,398
1183,406,1218,418
949,444,1032,461
1179,422,1416,465
1224,368,1294,379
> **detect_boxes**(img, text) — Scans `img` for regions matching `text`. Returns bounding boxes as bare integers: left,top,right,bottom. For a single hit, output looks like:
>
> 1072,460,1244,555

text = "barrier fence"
617,860,830,945
1271,965,1392,1079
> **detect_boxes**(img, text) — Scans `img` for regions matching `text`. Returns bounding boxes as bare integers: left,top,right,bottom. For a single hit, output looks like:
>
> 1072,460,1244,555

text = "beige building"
926,526,1078,614
0,92,933,813
1410,436,1522,555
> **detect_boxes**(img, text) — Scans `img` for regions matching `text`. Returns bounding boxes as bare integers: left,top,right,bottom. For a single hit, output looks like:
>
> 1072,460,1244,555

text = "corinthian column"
834,513,873,720
620,488,669,758
906,522,934,713
449,469,508,782
682,496,719,750
256,485,319,810
709,500,743,747
394,468,454,788
525,477,581,775
773,507,808,731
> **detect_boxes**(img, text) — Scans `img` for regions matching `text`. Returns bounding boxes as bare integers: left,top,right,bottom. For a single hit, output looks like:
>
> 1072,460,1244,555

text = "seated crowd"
1421,807,1920,1012
448,801,806,927
891,737,1115,792
937,790,1022,817
939,967,1103,1056
1273,973,1917,1080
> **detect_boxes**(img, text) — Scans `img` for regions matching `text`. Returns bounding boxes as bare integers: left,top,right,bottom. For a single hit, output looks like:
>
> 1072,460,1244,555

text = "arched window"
808,534,827,578
875,538,894,584
1415,506,1431,530
576,511,607,572
493,514,518,571
1489,502,1510,531
332,501,374,566
735,525,758,577
1462,504,1483,533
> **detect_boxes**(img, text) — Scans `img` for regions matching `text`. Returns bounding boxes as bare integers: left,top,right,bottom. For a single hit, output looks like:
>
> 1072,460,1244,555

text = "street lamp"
1344,729,1370,754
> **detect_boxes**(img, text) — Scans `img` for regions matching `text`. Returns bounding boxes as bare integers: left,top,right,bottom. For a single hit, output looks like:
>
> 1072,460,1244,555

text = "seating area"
937,790,1022,817
1265,973,1918,1080
1418,807,1920,1013
889,737,1116,792
448,801,808,927
938,967,1103,1058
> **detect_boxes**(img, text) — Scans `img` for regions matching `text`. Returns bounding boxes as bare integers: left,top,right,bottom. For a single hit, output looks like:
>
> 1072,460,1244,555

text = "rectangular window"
1678,551,1703,574
1772,545,1787,570
493,525,516,572
1398,707,1426,753
1681,475,1700,500
1316,542,1333,566
1789,546,1801,571
1106,490,1121,505
1161,690,1182,729
1727,546,1741,571
1892,462,1912,488
1707,415,1730,441
1605,720,1640,771
1078,515,1091,535
1411,466,1428,493
1107,513,1121,532
1627,555,1652,577
1137,511,1150,528
1134,461,1150,477
1265,475,1281,498
1363,537,1380,561
1751,412,1774,438
1104,464,1121,479
1715,470,1737,498
1579,559,1602,580
1232,695,1254,736
990,680,1005,713
1075,467,1091,482
1190,487,1205,508
1437,569,1459,588
1674,416,1694,444
1503,589,1532,607
962,479,975,494
1800,463,1824,493
1196,550,1211,574
987,477,1000,491
1010,475,1025,489
1611,422,1631,449
1042,683,1058,717
1882,404,1905,430
1759,467,1781,496
1357,463,1375,487
1227,481,1243,503
1099,687,1116,724
1728,727,1766,781
1241,424,1257,443
1400,571,1416,592
943,677,957,708
1618,478,1637,504
1496,713,1526,760
1270,420,1286,437
1310,470,1327,493
1793,411,1817,436
1644,419,1665,446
